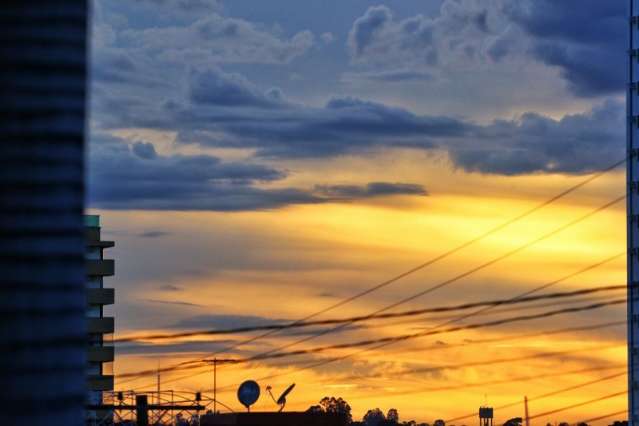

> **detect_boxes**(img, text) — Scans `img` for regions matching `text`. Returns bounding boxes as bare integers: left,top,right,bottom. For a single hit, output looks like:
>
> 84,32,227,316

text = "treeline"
307,397,628,426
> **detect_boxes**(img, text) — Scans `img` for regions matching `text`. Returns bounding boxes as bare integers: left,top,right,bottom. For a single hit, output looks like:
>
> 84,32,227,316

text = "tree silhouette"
387,408,399,424
609,422,627,426
363,408,386,426
503,417,522,426
307,396,353,423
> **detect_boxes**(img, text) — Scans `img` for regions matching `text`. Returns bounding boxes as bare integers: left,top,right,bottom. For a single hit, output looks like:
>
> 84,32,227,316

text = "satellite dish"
237,380,260,412
266,383,295,412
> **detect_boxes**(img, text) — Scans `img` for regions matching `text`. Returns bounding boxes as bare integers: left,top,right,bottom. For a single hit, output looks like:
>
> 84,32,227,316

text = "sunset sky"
88,1,628,423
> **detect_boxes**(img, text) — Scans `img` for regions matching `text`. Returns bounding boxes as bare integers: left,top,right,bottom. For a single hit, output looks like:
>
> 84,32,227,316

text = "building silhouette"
200,412,349,426
479,407,493,426
0,1,89,424
85,215,115,423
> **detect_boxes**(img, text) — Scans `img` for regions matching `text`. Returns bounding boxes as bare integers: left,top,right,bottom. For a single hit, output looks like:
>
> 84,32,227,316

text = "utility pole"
215,358,219,415
137,395,149,426
204,358,236,415
157,362,161,405
524,396,530,426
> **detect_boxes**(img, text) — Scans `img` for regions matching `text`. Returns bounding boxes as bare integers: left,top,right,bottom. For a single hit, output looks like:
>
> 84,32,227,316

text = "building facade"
85,215,115,423
0,2,89,425
630,1,639,424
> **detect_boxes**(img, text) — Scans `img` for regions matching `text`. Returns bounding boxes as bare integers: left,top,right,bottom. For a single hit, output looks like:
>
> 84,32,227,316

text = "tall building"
630,1,639,424
85,215,115,423
0,2,89,425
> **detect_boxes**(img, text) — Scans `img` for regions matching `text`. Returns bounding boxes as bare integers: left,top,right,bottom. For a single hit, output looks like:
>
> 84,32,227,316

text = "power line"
284,365,627,414
125,286,626,390
426,253,625,332
207,307,626,393
371,367,625,401
446,371,626,422
126,321,624,392
241,299,627,363
119,160,624,385
118,294,626,381
210,342,625,395
210,248,624,391
120,195,626,390
209,195,625,364
528,390,626,420
114,284,625,343
570,410,628,425
267,320,625,369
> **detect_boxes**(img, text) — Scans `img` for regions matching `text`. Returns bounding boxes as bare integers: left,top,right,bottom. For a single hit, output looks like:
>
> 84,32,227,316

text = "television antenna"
266,383,295,412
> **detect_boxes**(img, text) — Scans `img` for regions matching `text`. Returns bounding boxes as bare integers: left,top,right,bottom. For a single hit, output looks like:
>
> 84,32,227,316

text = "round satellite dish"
237,380,260,411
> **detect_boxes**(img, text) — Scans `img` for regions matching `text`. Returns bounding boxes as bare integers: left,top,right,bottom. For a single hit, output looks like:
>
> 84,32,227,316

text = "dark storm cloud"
116,339,237,356
348,5,392,56
503,0,626,97
344,1,624,97
315,182,427,199
93,60,624,180
174,69,624,175
171,314,285,330
138,231,171,238
170,313,366,338
347,1,492,69
351,70,433,83
89,2,626,184
132,141,157,159
88,134,429,211
140,298,204,307
450,99,625,175
172,90,469,158
116,14,314,66
189,67,286,108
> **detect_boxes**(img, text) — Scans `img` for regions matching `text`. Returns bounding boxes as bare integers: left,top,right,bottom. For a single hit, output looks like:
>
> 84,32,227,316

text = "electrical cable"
119,195,627,392
570,410,628,425
119,293,626,382
114,284,625,343
116,159,625,386
528,390,626,420
446,371,626,422
203,196,625,367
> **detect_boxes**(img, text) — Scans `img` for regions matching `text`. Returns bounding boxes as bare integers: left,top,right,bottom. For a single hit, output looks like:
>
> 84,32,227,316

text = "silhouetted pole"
136,395,149,426
0,1,88,425
205,358,236,414
214,358,217,414
524,396,530,426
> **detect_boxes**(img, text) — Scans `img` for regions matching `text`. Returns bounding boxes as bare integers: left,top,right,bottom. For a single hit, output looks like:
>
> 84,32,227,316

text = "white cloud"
347,0,513,71
118,14,314,65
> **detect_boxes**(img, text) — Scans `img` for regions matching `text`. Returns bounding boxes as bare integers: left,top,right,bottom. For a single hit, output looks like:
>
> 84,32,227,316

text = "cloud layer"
503,0,625,97
88,134,428,211
89,0,626,214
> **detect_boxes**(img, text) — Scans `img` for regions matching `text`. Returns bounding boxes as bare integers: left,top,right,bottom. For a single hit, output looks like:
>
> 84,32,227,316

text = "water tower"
479,407,493,426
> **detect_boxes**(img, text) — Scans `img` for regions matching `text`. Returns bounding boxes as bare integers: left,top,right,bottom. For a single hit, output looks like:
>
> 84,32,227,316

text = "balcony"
85,227,115,248
88,374,114,391
86,259,114,277
88,317,114,334
87,346,114,363
87,288,115,305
